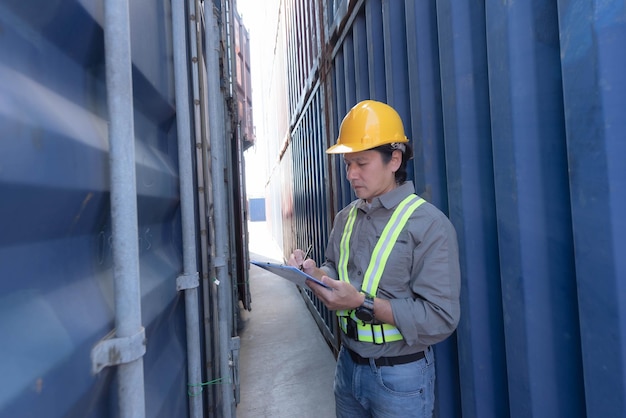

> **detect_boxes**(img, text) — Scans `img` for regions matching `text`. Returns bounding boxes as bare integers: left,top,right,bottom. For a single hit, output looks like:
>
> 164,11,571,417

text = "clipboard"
250,260,331,289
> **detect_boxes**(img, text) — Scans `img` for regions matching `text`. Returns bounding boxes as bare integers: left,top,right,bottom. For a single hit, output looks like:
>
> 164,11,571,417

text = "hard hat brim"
326,143,360,154
326,138,409,154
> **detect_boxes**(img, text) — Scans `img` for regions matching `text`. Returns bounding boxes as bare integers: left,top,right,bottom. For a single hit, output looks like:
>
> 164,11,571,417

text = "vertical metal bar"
224,0,234,98
379,0,412,186
171,0,204,417
404,1,446,205
333,53,352,208
343,34,355,104
186,0,218,412
364,0,386,102
103,0,145,416
205,1,235,416
352,13,369,101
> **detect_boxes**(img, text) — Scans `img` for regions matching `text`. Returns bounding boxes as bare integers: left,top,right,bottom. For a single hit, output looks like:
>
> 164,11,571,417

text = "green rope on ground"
187,377,230,397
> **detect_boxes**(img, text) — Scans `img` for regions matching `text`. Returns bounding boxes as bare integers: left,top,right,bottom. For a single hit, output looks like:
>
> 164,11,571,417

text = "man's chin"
353,190,369,200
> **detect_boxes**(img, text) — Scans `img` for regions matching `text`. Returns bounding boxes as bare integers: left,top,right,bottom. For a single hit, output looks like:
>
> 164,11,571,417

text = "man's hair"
372,143,413,184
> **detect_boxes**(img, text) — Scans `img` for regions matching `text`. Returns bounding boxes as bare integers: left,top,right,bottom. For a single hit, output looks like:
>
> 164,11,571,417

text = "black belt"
346,347,425,367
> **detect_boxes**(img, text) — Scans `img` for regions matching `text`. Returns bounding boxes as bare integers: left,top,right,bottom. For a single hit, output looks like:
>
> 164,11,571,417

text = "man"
289,100,461,417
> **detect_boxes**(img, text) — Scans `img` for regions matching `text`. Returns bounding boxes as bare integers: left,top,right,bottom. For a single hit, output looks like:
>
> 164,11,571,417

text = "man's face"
343,149,402,202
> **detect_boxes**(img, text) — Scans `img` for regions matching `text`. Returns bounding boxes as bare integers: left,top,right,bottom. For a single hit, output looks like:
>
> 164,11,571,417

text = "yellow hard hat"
326,100,409,154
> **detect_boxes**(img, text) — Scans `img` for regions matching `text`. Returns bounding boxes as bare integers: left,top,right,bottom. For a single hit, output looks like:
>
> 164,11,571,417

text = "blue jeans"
334,345,435,418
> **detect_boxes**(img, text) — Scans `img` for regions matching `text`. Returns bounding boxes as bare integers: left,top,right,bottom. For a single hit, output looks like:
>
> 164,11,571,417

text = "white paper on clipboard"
250,260,331,289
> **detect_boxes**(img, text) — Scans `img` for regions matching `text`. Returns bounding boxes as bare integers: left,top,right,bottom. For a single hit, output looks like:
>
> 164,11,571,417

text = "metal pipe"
187,1,217,411
104,0,145,416
171,0,203,417
224,0,234,98
204,2,235,416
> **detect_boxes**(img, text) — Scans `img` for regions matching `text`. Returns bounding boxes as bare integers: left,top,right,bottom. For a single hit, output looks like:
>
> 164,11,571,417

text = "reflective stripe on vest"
338,317,404,344
337,195,426,343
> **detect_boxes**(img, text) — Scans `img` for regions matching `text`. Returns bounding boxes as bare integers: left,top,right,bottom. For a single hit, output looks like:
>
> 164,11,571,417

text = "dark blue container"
267,0,626,416
0,0,250,416
0,1,189,416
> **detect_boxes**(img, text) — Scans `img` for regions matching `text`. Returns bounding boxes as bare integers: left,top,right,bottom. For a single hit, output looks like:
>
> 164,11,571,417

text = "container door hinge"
231,336,241,404
91,327,147,374
176,272,200,291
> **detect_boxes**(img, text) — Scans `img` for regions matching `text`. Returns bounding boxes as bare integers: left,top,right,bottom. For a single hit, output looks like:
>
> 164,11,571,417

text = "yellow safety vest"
337,194,426,344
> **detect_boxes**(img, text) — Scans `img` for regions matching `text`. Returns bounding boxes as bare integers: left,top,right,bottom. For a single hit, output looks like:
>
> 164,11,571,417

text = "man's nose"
346,166,357,180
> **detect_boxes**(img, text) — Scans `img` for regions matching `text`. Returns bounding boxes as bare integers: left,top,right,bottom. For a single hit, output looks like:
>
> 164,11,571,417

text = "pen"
300,244,313,270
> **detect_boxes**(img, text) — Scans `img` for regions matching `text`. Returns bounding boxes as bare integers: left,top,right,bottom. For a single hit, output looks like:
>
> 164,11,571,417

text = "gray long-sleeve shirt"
321,181,461,358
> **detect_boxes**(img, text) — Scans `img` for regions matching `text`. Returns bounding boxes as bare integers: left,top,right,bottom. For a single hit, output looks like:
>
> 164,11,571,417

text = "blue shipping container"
260,0,626,416
0,0,251,416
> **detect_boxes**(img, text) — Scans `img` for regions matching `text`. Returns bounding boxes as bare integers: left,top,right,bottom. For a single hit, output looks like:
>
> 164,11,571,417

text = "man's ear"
391,149,403,171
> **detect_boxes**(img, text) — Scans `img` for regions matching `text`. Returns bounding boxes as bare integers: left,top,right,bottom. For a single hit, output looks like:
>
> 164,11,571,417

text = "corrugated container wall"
1,0,252,416
254,0,292,252
259,0,626,417
233,10,255,149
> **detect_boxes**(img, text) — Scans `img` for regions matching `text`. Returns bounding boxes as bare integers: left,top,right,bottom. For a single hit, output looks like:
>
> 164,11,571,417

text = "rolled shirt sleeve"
390,210,461,347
